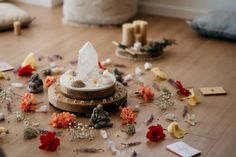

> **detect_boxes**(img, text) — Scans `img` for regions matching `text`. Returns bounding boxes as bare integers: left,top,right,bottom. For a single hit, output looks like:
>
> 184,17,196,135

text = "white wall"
138,0,236,19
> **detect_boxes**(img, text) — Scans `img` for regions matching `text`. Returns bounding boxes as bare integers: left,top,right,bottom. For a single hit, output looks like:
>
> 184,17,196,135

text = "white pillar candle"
133,20,148,46
121,23,135,47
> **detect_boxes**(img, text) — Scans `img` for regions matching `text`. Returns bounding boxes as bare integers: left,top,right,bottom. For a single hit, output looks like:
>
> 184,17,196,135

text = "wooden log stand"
48,81,127,113
115,48,164,61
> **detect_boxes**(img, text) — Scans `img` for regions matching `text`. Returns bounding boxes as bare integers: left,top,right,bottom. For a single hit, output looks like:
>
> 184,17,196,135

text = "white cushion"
0,3,33,30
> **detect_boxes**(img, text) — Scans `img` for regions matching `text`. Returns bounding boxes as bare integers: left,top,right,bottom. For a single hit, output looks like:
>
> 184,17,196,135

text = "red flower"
39,131,60,151
17,65,35,76
146,124,165,142
175,80,190,97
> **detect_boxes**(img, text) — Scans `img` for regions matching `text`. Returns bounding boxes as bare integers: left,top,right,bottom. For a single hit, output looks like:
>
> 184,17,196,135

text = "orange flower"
44,76,58,88
20,93,36,112
49,112,76,128
119,106,136,125
138,86,154,101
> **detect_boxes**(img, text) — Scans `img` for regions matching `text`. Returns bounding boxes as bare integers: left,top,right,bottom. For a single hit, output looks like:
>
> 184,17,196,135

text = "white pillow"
0,3,34,30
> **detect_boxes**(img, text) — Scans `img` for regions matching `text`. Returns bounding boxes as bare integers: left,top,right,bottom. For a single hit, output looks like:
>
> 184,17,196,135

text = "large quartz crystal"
77,42,99,81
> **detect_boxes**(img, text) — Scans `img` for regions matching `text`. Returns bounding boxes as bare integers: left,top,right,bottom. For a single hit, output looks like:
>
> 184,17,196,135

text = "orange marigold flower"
44,76,58,88
138,86,154,101
119,106,136,125
49,112,76,128
20,93,36,112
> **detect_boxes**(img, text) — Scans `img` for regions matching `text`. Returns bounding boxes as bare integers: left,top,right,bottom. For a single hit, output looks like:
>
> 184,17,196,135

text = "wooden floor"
1,2,236,157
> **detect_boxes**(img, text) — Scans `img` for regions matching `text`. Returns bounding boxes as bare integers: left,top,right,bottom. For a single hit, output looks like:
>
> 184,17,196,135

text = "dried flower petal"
21,53,37,68
138,85,154,101
176,80,190,97
186,88,200,106
119,107,136,125
44,76,58,88
145,114,154,126
185,113,197,126
146,124,165,142
151,67,167,80
20,93,36,112
49,112,76,128
17,65,35,76
39,131,60,151
167,122,187,138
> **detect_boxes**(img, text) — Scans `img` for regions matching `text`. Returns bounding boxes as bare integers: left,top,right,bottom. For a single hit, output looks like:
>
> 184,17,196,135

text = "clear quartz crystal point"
77,42,99,81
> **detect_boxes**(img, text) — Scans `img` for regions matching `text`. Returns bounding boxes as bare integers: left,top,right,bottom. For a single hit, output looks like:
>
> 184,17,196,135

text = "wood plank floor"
0,2,236,157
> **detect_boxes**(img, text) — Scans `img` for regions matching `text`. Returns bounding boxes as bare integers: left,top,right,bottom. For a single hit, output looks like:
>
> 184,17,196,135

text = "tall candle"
121,23,135,47
14,21,21,36
133,20,148,46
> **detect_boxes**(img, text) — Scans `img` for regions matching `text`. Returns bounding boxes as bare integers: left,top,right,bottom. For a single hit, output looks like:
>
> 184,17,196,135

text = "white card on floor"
199,87,226,95
0,62,14,72
166,141,201,157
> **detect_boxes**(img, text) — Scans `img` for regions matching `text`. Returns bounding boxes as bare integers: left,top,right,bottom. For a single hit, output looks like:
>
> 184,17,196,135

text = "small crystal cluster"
154,86,175,110
67,122,95,141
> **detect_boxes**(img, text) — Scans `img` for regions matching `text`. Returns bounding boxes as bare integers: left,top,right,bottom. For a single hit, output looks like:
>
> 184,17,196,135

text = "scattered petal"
167,122,187,139
137,85,154,101
49,112,76,128
21,52,37,68
186,88,200,106
17,65,36,76
39,131,60,151
44,76,58,88
146,124,165,142
145,114,154,126
175,80,190,97
185,113,197,126
119,107,136,125
151,67,167,80
20,93,37,112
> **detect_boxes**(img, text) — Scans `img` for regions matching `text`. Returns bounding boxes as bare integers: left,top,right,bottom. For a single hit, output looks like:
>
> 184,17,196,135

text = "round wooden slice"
48,81,127,113
115,48,163,61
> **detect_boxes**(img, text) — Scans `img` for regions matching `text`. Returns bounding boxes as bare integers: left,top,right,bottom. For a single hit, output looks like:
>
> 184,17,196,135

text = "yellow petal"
187,89,200,106
21,52,37,68
151,67,167,80
167,122,187,139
